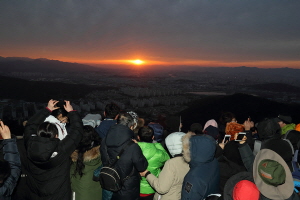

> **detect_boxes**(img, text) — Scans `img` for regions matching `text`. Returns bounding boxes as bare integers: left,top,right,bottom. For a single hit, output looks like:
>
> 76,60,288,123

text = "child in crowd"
137,126,170,200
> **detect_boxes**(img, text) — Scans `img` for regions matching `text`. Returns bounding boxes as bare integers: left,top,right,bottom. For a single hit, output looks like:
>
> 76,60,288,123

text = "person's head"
117,112,135,130
133,118,145,134
223,172,260,200
104,103,120,119
220,112,236,124
165,132,186,157
253,149,294,199
37,122,58,138
138,126,154,142
51,101,68,123
190,123,203,135
79,125,101,149
127,111,139,130
73,125,101,177
0,160,10,187
275,114,292,128
257,118,281,140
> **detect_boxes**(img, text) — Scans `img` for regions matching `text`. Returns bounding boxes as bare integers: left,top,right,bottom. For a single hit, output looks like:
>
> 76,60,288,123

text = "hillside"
180,93,300,132
0,75,115,102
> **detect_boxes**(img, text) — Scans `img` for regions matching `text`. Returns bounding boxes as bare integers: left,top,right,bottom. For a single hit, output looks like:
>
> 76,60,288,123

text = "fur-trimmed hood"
182,132,216,166
71,146,100,162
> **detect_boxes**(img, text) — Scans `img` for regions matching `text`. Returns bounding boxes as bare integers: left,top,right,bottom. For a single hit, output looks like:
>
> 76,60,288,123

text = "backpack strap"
283,138,295,155
105,140,135,167
253,140,262,156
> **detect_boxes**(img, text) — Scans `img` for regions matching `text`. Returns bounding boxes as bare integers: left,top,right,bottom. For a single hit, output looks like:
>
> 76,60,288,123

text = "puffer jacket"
0,138,21,200
138,142,170,194
181,133,220,200
70,146,102,200
23,108,83,200
100,124,148,200
147,156,189,200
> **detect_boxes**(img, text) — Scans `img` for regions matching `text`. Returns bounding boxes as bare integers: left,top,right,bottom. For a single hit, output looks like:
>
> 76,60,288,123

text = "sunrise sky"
1,1,300,68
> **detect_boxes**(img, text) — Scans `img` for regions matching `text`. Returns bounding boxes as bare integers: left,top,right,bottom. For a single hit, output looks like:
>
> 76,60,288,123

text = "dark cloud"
0,0,300,64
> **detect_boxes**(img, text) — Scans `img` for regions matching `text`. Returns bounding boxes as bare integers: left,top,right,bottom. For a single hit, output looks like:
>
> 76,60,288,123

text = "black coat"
0,138,21,200
217,156,246,195
23,108,83,200
100,124,148,200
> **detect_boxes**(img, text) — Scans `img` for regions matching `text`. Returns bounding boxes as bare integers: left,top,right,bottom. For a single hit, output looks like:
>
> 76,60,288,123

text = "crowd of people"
1,99,300,200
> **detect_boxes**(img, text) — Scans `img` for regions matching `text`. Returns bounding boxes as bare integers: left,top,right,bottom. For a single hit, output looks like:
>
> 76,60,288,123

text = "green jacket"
138,142,170,194
282,123,296,135
70,146,102,200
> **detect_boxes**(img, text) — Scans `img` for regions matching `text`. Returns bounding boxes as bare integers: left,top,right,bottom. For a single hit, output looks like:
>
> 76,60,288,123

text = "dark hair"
105,103,120,119
190,123,203,135
51,107,68,119
220,112,236,124
138,126,154,142
0,160,10,187
37,122,58,138
73,125,101,177
117,112,135,128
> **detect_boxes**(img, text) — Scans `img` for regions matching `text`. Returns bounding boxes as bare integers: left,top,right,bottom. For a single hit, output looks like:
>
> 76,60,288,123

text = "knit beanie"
232,180,260,200
203,119,218,131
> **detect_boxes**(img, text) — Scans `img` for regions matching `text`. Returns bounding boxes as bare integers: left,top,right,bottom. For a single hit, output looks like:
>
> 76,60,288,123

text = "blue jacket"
181,134,220,200
0,138,21,199
95,119,117,139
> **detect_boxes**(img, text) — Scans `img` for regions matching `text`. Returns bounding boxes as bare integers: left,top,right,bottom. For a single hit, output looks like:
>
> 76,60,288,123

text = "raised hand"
47,99,60,111
63,100,74,112
0,120,11,139
243,120,254,131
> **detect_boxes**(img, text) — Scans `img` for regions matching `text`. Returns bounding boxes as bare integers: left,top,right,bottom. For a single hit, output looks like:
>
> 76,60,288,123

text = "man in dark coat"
100,112,148,200
23,100,83,200
0,121,21,200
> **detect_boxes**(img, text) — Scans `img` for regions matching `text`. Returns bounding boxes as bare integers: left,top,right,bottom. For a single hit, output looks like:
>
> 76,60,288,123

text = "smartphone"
235,132,246,141
224,135,231,143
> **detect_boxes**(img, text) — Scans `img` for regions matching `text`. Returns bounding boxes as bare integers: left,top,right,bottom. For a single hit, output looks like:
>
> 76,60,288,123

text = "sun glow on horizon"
130,59,144,65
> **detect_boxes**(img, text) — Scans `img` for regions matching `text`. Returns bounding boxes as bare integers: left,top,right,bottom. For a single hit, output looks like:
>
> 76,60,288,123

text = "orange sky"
1,1,300,69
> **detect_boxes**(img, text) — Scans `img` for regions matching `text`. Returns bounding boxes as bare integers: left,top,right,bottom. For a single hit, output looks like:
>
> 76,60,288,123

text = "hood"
105,124,134,147
71,146,100,162
27,136,59,165
165,132,185,157
182,132,216,165
282,123,296,135
257,118,281,140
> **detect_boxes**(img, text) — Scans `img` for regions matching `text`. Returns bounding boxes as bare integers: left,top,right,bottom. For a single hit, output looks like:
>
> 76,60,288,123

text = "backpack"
99,141,134,192
292,150,300,180
148,123,164,142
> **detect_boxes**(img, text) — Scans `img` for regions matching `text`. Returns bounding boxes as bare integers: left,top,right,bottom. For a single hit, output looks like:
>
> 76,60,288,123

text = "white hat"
165,132,185,157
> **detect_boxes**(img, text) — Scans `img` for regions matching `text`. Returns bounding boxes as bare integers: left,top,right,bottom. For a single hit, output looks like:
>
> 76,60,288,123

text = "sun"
130,59,144,65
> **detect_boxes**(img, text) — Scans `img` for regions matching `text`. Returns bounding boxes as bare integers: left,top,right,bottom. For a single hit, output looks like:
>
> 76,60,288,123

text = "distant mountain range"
0,56,104,73
1,56,300,76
